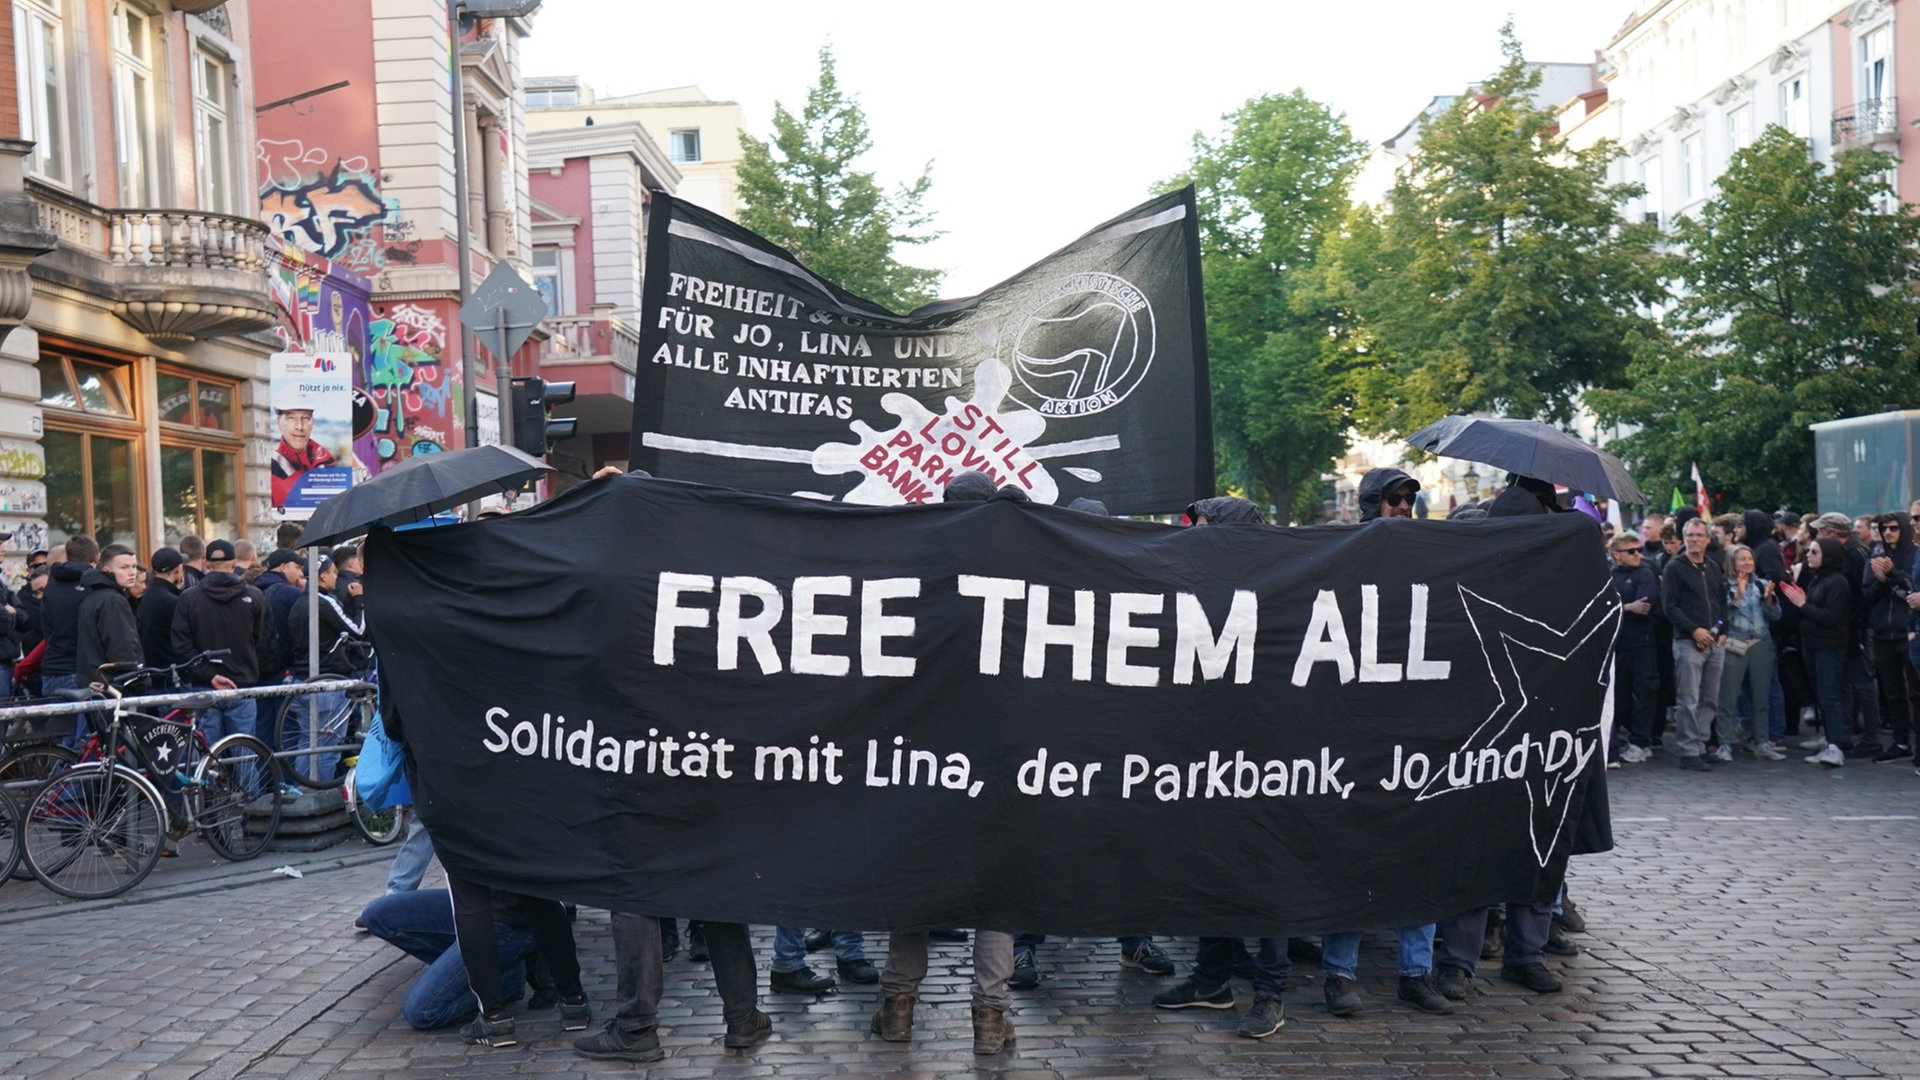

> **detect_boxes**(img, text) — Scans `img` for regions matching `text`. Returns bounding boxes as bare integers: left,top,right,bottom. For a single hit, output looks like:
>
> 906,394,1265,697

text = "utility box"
1809,410,1920,516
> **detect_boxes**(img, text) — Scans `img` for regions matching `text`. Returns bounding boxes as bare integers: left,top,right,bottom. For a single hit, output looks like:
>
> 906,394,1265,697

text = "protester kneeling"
359,889,581,1032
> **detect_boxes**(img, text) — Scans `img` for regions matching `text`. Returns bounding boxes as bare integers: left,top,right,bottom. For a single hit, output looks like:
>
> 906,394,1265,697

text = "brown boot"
971,1003,1015,1055
869,993,914,1042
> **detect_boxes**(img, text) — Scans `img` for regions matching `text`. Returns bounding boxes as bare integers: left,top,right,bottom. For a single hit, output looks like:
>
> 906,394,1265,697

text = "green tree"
734,46,941,313
1341,25,1663,436
1588,127,1920,510
1162,91,1367,523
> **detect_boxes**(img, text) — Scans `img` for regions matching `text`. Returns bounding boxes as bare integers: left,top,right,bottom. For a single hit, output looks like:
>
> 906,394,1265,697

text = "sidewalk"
1,755,1916,1078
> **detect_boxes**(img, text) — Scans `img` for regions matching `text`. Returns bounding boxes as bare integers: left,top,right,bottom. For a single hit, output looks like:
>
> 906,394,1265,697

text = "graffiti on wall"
0,437,48,557
257,140,420,277
362,301,461,464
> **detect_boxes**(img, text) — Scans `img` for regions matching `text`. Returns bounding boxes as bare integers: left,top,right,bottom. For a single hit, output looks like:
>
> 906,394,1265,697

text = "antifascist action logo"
1005,272,1157,417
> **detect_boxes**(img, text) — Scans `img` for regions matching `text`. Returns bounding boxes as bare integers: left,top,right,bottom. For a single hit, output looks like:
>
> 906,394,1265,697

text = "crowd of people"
1603,503,1920,776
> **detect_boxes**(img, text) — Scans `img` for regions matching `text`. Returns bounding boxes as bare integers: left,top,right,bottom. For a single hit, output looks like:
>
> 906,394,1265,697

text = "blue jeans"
771,928,864,972
1193,937,1291,1002
1804,644,1848,747
283,687,345,786
196,691,260,788
1322,923,1436,979
385,813,435,893
42,673,84,746
358,889,534,1029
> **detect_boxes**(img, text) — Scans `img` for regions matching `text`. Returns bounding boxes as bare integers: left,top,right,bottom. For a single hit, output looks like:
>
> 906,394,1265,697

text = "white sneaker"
1619,743,1650,764
1711,744,1734,763
1753,743,1787,761
1798,734,1829,751
1799,706,1817,724
1805,744,1845,767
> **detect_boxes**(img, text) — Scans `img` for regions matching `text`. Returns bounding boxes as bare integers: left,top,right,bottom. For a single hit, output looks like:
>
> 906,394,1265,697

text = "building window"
531,246,564,315
527,88,578,107
1680,134,1703,202
1860,25,1892,104
1727,106,1753,152
1639,156,1662,226
14,0,72,184
192,47,237,214
112,4,162,205
159,445,239,546
38,355,143,552
1778,75,1808,137
669,129,701,163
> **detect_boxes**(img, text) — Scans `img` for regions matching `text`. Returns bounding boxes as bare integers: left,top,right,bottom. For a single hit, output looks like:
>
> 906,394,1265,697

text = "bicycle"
0,737,79,880
19,656,284,899
275,647,378,791
0,786,19,887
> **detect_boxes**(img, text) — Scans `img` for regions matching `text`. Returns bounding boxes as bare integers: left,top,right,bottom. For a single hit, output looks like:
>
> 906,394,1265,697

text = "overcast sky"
522,1,1639,297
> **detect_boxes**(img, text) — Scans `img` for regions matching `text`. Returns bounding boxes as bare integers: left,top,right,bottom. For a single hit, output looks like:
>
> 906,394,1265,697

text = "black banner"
370,478,1615,936
630,189,1211,515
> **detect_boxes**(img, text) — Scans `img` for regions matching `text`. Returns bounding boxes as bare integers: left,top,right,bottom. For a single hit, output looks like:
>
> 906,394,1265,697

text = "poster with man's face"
270,352,354,519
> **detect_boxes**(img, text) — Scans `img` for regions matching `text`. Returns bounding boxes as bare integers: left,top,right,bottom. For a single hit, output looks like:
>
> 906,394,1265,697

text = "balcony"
1832,97,1899,150
535,306,641,442
28,182,276,342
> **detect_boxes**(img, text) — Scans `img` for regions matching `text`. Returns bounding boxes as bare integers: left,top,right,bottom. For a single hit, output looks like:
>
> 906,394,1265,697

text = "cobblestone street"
2,756,1916,1079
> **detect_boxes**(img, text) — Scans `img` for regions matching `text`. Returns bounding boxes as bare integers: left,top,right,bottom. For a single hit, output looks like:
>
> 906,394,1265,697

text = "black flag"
631,189,1211,515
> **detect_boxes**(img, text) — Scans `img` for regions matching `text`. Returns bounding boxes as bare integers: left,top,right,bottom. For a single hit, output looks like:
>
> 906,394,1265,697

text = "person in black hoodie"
283,555,370,784
1610,533,1662,763
40,534,99,700
1860,512,1917,761
1356,468,1419,521
137,547,188,672
1783,537,1854,766
170,539,270,745
75,544,142,685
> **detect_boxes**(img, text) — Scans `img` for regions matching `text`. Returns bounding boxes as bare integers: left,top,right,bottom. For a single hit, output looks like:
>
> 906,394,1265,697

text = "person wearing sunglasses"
1356,467,1420,522
1610,533,1662,764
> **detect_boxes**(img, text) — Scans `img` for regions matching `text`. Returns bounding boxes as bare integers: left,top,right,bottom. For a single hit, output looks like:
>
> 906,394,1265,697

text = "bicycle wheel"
0,743,80,879
0,786,19,888
22,764,166,900
275,687,357,790
351,798,405,845
195,734,281,861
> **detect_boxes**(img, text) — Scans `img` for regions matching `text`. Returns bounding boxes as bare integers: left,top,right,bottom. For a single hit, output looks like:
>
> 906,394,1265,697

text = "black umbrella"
295,444,552,548
1406,416,1646,505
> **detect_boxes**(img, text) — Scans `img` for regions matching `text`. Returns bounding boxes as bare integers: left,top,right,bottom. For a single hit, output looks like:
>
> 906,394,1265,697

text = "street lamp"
1463,465,1480,500
452,0,543,458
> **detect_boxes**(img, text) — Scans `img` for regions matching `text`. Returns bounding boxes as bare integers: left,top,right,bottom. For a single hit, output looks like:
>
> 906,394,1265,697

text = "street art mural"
257,140,420,278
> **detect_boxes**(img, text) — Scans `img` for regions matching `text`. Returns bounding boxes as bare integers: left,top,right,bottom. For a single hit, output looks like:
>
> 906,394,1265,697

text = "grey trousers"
609,913,759,1031
880,930,1013,1012
1672,639,1725,757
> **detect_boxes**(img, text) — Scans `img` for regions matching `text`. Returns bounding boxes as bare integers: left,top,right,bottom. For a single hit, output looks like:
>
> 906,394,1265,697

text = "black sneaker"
459,1012,517,1048
1873,743,1913,763
1119,939,1176,975
1432,963,1472,1002
559,995,591,1031
1287,936,1323,963
661,920,681,961
1009,948,1041,990
1398,974,1454,1014
723,1009,773,1049
1544,928,1581,956
1152,977,1235,1010
1555,897,1586,934
687,923,709,963
804,929,833,952
837,957,880,984
574,1022,663,1062
526,985,559,1010
1678,755,1711,772
1499,962,1564,993
1229,951,1258,981
1323,974,1363,1017
1236,997,1286,1039
770,966,836,994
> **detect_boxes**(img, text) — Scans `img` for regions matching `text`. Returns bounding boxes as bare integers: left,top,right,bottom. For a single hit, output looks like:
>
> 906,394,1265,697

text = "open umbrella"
295,444,552,548
1406,416,1646,505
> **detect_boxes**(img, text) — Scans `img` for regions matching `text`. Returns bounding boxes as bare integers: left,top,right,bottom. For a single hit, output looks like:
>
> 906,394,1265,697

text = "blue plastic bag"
354,710,412,810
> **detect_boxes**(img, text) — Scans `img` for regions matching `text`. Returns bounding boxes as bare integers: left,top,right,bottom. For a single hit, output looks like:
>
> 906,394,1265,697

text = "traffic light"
509,377,578,456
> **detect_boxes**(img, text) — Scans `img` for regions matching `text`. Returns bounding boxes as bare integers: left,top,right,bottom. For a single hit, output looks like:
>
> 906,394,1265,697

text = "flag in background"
1670,487,1685,513
1690,463,1710,517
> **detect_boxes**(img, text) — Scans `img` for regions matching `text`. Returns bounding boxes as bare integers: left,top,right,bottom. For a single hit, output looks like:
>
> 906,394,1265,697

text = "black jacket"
1611,562,1660,648
39,560,91,677
1860,512,1915,640
170,572,270,687
75,569,141,680
1662,550,1726,639
1741,509,1790,584
1796,538,1854,650
17,583,45,653
136,577,185,671
0,582,24,662
289,588,369,678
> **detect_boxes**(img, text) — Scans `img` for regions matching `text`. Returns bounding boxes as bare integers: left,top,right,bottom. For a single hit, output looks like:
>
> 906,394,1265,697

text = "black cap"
205,539,237,562
150,547,186,573
264,549,302,570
